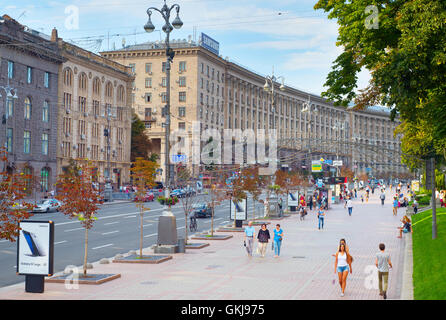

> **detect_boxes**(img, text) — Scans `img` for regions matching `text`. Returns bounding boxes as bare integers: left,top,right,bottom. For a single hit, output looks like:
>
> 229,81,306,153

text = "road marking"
143,224,153,227
54,240,67,245
144,233,157,238
124,215,136,219
177,226,185,230
64,227,84,232
104,221,119,226
92,243,114,250
102,230,119,235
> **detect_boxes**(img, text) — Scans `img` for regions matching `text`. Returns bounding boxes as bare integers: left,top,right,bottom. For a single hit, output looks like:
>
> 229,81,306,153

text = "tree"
0,149,34,241
242,166,262,221
131,113,157,162
56,161,103,276
176,166,200,244
314,0,446,165
131,157,158,257
340,166,355,182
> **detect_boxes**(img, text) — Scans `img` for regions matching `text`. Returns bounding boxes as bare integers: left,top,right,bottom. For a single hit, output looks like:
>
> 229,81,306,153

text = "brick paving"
0,189,411,300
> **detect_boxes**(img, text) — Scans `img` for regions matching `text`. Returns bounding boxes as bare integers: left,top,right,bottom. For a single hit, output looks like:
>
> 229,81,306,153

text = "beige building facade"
101,38,408,181
53,30,133,189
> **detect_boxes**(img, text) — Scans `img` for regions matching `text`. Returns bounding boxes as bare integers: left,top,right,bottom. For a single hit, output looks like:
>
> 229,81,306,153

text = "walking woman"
257,223,270,257
334,243,352,297
273,224,284,257
318,206,325,230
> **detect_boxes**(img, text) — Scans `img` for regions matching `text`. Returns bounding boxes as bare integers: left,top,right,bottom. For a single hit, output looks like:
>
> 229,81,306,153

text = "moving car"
32,199,61,213
133,192,155,202
171,188,186,198
192,203,212,218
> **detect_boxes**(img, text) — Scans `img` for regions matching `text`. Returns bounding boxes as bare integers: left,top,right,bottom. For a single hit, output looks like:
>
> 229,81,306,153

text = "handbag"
347,253,354,264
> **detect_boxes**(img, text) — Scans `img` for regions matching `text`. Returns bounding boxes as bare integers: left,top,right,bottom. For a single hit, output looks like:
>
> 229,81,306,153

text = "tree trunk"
139,207,143,257
83,228,88,276
185,212,188,245
211,202,215,237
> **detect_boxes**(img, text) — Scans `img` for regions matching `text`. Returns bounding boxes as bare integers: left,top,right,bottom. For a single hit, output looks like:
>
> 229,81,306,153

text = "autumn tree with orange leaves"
0,148,34,241
56,161,103,276
131,157,158,257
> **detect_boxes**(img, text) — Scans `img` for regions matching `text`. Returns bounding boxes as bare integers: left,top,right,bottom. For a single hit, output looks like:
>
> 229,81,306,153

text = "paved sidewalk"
0,189,412,300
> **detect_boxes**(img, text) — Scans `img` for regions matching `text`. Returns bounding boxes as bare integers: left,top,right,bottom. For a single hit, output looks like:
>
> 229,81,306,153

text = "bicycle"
189,215,198,232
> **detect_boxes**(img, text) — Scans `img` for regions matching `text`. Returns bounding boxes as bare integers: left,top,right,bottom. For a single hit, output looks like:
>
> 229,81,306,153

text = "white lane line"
143,224,153,227
177,226,185,230
64,227,84,232
144,233,157,238
54,240,67,245
92,243,114,250
101,230,119,235
104,221,119,226
124,215,136,219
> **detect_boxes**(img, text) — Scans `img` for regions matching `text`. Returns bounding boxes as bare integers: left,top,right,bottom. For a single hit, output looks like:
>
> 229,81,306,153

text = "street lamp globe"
171,12,183,29
279,83,285,91
263,81,270,92
144,11,155,33
162,22,173,33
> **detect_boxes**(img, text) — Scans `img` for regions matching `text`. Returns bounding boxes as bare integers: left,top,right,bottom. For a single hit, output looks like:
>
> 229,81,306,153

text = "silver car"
32,199,61,213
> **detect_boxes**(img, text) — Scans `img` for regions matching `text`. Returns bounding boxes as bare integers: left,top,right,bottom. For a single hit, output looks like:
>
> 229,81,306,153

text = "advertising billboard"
230,198,247,220
200,33,220,56
288,191,299,207
311,160,322,172
17,220,54,276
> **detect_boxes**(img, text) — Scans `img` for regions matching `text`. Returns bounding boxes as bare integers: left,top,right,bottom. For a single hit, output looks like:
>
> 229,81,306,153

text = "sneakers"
383,292,387,299
340,292,344,297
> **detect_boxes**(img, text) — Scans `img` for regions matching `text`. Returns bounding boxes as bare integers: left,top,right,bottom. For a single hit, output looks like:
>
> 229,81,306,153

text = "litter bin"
177,238,185,253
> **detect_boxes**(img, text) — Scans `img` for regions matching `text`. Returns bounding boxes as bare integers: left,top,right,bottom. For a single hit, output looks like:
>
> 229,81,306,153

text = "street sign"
172,154,186,163
230,199,247,220
333,160,343,166
312,160,322,172
324,159,333,165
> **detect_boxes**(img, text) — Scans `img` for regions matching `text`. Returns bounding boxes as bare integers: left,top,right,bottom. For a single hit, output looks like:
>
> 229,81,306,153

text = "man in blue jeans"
347,198,353,216
244,221,255,256
318,207,325,230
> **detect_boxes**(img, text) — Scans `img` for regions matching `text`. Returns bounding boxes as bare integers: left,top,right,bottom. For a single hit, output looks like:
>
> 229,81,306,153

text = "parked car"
171,189,186,198
133,192,155,202
32,199,61,213
193,203,212,218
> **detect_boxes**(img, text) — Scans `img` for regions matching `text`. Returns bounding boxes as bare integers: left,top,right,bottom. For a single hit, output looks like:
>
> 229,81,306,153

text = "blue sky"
2,0,371,96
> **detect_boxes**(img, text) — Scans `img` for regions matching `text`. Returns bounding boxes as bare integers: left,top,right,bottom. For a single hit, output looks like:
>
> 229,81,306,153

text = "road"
0,194,265,288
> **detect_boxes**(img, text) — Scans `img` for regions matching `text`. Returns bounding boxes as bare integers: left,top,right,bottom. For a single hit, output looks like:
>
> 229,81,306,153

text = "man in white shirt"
347,198,353,216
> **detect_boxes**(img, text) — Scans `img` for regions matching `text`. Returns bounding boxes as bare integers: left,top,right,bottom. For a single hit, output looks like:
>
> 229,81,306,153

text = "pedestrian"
347,197,353,216
309,196,313,211
335,243,352,297
332,238,350,257
256,223,270,257
392,197,398,216
375,243,393,299
380,192,386,206
413,199,418,214
244,221,255,257
318,205,325,230
273,224,283,258
354,188,357,198
361,194,364,203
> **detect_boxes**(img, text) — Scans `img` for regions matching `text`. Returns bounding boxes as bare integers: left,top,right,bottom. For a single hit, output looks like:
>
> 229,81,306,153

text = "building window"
178,106,186,117
179,92,186,102
63,68,73,87
145,108,152,118
179,76,186,87
6,97,13,118
44,72,50,88
24,97,32,120
7,61,14,79
161,92,167,103
129,63,136,73
179,61,186,72
145,78,152,88
145,63,152,73
24,131,31,154
145,93,152,103
162,77,167,87
43,101,49,122
6,128,13,153
79,96,87,113
42,133,49,155
27,67,32,84
178,122,186,130
162,62,167,72
40,168,50,192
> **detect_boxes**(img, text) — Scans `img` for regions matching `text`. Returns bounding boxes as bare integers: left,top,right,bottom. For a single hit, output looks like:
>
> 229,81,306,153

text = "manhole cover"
292,256,306,259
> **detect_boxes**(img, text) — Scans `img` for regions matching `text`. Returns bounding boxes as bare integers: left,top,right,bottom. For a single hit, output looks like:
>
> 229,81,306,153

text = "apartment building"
0,15,64,196
101,35,407,181
51,29,133,189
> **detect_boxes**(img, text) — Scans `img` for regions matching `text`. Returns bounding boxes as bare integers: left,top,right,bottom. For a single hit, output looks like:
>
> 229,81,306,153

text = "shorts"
403,229,409,233
337,265,349,273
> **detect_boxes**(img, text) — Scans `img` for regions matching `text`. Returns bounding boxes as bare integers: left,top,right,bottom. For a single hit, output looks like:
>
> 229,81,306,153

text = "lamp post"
103,104,115,202
144,1,183,215
263,67,285,216
0,84,18,154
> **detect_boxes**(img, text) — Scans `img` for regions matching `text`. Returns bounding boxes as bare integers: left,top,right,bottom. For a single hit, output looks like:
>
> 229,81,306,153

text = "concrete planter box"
46,273,121,285
185,243,210,249
191,234,233,240
113,254,172,264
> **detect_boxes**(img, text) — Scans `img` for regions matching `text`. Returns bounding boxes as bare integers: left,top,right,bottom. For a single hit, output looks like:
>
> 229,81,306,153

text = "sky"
2,0,372,97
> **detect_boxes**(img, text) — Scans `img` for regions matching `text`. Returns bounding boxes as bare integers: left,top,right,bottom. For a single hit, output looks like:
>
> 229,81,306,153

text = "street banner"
411,180,420,192
333,160,343,166
17,220,54,276
230,198,247,221
288,191,299,207
312,160,322,172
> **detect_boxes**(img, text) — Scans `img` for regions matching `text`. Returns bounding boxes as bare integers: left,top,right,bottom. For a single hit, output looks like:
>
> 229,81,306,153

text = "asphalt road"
0,194,265,288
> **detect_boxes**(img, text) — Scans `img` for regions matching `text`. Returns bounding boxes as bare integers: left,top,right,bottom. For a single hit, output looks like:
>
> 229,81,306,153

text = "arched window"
24,97,32,120
63,68,73,87
79,73,88,92
23,166,33,195
105,82,113,99
117,85,125,103
92,77,101,96
43,100,49,122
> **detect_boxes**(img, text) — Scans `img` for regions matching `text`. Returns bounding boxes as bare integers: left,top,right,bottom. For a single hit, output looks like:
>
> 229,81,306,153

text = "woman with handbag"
273,224,284,257
334,243,353,297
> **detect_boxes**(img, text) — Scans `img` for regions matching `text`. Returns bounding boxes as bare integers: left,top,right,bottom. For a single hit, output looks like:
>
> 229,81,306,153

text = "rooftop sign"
200,33,219,56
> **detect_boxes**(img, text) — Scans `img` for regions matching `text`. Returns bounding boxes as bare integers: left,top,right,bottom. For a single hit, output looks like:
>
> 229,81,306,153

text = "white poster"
17,221,54,276
230,199,247,220
288,191,299,207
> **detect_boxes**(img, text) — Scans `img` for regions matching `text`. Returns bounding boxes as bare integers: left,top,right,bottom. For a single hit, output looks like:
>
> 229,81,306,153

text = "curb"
400,232,414,300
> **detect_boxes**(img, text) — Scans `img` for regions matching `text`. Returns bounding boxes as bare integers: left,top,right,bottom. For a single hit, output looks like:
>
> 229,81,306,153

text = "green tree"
131,113,157,162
